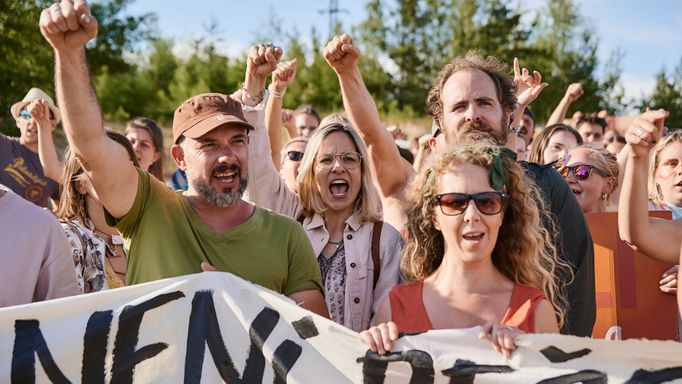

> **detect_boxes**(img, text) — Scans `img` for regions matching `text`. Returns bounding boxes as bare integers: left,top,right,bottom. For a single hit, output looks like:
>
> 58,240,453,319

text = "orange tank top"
389,281,546,334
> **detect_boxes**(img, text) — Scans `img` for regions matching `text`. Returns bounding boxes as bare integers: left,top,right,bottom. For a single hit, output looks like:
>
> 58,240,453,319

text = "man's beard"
188,164,248,208
445,116,509,146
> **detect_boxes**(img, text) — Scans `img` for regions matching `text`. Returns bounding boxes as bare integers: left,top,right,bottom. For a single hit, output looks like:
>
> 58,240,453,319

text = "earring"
602,193,608,201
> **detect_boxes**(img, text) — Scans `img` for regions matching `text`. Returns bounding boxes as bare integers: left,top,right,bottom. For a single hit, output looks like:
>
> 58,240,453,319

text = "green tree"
0,0,154,134
639,58,682,129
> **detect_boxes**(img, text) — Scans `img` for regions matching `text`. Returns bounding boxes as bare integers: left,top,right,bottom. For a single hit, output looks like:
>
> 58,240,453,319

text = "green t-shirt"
108,169,322,295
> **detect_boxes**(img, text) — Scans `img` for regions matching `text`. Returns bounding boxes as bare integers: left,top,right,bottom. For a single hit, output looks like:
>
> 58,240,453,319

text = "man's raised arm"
323,34,414,197
40,0,137,218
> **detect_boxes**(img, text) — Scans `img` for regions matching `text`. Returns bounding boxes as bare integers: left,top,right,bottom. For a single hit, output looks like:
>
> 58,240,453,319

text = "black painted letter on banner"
82,310,114,383
441,359,514,384
11,319,71,384
538,370,607,384
110,291,184,383
358,349,435,384
272,340,302,384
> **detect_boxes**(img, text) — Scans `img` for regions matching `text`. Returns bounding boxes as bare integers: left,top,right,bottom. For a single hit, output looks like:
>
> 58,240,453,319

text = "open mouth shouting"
329,178,349,198
212,164,240,186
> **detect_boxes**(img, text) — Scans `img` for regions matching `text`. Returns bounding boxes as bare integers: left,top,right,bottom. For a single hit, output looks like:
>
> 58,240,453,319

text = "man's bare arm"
323,34,414,197
41,0,137,218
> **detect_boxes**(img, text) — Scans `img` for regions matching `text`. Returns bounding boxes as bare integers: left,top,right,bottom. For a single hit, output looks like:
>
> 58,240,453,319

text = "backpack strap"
371,221,383,290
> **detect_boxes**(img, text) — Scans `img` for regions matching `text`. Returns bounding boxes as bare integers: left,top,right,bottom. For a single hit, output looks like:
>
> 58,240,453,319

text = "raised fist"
565,83,583,102
323,33,361,75
272,59,298,93
625,109,668,158
247,43,283,79
27,100,55,131
39,0,98,52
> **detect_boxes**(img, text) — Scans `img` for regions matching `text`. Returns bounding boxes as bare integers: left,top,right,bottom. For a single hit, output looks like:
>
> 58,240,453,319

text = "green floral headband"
483,146,516,191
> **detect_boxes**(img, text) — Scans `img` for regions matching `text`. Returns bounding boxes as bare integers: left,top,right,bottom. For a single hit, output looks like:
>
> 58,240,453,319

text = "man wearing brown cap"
0,87,62,207
40,0,327,317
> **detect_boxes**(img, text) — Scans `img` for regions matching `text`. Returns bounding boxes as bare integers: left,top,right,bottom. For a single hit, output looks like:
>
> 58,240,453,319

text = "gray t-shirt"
0,134,59,207
0,185,79,307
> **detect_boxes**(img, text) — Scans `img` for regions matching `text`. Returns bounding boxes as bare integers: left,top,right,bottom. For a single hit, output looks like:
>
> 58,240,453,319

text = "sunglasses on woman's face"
434,191,507,216
287,151,304,162
558,164,609,181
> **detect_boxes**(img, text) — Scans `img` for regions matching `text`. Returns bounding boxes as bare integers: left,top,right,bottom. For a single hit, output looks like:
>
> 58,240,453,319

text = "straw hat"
10,88,61,124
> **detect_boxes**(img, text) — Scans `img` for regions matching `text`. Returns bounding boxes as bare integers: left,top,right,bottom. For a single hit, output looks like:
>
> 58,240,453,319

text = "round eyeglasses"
316,151,362,170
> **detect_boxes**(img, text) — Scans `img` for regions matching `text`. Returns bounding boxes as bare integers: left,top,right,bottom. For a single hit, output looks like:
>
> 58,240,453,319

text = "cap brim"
175,113,254,143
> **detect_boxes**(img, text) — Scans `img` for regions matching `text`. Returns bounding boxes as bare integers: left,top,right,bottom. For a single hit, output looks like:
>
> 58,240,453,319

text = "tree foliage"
0,0,153,135
639,58,682,130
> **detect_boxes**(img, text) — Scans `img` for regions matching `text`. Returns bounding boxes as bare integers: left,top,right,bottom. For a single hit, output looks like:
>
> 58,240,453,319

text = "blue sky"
124,0,682,101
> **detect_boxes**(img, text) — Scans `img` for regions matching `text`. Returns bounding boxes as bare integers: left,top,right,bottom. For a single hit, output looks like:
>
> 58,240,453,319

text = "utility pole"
318,0,348,38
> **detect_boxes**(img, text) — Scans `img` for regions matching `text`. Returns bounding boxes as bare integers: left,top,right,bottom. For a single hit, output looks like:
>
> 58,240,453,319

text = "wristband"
240,89,269,112
268,84,286,98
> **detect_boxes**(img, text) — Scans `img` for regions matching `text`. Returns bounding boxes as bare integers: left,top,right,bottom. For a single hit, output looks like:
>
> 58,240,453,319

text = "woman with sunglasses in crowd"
248,79,402,331
125,117,164,181
527,124,583,165
558,145,619,214
58,131,139,292
360,143,567,358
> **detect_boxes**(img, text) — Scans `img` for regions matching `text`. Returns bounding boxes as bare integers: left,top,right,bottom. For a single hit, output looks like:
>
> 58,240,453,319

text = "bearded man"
39,0,327,316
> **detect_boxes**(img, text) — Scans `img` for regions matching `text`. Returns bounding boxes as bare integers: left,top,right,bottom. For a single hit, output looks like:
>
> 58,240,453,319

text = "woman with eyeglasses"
527,124,583,165
559,145,619,214
246,118,402,332
360,144,566,358
58,131,140,292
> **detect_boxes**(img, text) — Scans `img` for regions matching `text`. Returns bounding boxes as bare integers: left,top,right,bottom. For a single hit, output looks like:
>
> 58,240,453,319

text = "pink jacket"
243,107,402,331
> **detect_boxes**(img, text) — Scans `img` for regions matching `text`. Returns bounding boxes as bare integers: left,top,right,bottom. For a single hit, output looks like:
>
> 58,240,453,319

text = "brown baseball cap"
172,93,254,144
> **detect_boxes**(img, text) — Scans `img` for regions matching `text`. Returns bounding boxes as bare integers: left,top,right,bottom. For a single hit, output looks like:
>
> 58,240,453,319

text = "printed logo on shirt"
3,157,47,202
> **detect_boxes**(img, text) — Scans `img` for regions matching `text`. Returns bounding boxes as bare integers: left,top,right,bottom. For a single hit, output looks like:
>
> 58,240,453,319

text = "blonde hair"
58,131,139,222
649,130,682,206
296,122,382,223
571,144,620,204
402,143,567,326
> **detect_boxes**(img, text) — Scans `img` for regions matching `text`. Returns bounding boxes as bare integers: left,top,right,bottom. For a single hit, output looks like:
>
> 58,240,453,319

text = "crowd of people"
1,0,681,360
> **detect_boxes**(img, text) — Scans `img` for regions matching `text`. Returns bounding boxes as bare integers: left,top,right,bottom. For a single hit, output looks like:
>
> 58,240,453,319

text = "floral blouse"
60,219,109,293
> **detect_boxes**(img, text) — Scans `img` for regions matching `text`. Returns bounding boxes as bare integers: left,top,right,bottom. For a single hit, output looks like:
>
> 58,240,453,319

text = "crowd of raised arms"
1,0,681,360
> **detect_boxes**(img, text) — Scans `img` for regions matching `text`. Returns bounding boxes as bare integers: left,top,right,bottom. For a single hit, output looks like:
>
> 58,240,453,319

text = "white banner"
1,272,681,383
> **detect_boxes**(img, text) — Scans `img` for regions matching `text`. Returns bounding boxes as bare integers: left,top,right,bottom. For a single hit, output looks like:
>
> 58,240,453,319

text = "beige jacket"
243,107,402,331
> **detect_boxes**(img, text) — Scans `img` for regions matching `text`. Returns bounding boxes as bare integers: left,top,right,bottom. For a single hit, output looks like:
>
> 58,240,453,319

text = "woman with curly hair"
361,143,567,358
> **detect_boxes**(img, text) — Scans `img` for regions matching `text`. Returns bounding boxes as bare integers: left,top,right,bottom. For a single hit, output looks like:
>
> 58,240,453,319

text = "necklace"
327,239,342,245
93,228,125,257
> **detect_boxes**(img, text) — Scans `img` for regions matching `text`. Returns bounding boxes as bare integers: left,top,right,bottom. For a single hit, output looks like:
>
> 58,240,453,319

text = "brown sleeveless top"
389,282,546,333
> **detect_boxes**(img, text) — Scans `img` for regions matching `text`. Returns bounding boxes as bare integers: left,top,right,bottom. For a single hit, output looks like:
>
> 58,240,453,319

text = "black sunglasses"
558,164,609,181
287,151,305,161
435,191,507,216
